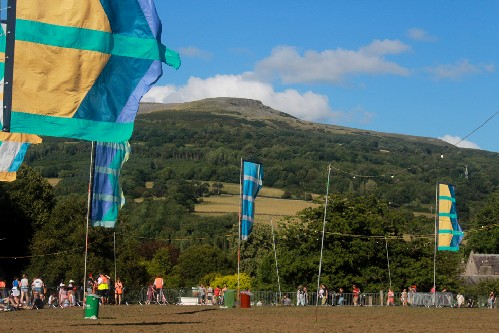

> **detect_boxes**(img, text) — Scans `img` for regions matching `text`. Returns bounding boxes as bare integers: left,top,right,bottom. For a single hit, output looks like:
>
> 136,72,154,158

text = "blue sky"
146,1,499,152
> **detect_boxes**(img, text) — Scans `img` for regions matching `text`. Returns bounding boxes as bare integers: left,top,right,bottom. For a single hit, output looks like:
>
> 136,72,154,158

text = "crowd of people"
1,274,496,310
1,275,53,310
285,283,497,308
0,272,125,311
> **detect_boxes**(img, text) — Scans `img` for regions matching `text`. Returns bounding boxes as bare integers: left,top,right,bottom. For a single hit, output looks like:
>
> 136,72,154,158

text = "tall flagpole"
433,182,438,307
316,164,331,319
113,232,117,284
385,236,392,290
2,0,17,132
237,158,243,304
270,219,282,302
83,141,96,311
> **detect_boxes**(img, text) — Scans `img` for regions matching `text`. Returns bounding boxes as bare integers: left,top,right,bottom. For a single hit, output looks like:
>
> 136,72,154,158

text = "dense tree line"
2,166,497,294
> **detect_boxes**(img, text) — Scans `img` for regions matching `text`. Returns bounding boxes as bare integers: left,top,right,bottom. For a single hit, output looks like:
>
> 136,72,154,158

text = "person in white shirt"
31,276,45,301
20,274,30,306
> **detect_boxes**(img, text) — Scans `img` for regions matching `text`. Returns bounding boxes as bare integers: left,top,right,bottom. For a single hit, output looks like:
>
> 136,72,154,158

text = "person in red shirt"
352,285,361,306
214,285,221,305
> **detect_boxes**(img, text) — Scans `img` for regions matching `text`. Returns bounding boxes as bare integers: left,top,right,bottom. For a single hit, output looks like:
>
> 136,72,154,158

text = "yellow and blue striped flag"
438,183,464,251
241,161,263,240
3,0,180,142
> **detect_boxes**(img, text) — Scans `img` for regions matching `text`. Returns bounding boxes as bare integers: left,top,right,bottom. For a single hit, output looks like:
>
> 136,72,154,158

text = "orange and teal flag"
437,183,464,251
1,0,180,142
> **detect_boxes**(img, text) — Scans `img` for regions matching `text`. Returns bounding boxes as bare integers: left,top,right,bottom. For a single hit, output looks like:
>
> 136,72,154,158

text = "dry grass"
47,178,62,186
1,305,497,332
195,195,318,223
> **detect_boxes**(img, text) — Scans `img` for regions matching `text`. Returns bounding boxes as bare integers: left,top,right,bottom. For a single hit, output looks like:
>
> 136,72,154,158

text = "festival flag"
0,132,42,182
2,0,180,142
241,161,263,240
90,141,131,228
437,183,464,251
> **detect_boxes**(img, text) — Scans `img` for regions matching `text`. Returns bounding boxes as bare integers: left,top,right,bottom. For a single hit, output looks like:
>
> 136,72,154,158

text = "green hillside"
3,97,498,291
26,97,498,227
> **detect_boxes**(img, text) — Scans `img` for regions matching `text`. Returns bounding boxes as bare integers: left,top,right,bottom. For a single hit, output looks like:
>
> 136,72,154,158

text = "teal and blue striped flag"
91,141,131,228
241,161,263,240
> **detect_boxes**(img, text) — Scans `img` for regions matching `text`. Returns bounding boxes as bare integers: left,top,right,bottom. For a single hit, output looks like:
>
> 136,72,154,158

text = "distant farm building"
462,251,499,284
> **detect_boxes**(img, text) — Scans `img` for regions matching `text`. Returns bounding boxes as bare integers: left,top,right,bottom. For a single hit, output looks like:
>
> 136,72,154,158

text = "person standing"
114,278,123,305
337,288,344,306
297,286,303,306
207,285,213,305
323,285,329,305
387,288,395,306
456,292,465,308
401,288,408,306
318,284,324,305
154,275,164,304
32,276,44,301
352,285,361,306
487,292,495,309
97,273,110,305
19,274,30,306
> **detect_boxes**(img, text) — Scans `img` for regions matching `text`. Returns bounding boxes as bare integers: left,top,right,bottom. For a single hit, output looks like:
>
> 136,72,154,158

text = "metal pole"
83,141,95,314
271,219,281,302
385,236,392,290
433,183,438,307
114,232,117,284
237,158,243,303
316,165,331,317
2,0,17,132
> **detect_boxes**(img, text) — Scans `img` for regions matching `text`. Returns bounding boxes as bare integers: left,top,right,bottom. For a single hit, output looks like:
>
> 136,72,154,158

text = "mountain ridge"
139,97,451,150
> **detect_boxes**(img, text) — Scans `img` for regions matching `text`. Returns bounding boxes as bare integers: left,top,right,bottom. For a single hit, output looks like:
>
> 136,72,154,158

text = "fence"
11,287,494,309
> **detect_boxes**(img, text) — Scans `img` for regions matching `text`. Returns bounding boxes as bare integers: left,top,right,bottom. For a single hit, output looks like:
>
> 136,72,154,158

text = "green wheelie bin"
84,294,100,319
224,290,235,308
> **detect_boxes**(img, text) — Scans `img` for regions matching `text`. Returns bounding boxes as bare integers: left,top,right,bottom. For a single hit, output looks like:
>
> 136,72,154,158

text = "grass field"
195,195,319,223
1,305,497,332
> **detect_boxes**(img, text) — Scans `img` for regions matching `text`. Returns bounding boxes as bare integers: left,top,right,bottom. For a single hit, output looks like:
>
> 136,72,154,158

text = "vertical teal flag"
91,141,131,228
241,161,263,240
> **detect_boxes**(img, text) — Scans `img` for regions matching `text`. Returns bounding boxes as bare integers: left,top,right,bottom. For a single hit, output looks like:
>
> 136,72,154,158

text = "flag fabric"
91,141,131,228
0,132,42,182
241,161,263,240
437,183,464,251
3,0,180,142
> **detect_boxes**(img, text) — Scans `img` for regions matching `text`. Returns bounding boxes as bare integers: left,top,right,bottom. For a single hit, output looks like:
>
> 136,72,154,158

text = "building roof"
462,251,499,284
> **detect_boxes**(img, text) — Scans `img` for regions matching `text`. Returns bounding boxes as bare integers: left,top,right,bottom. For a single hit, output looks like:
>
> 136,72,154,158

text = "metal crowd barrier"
20,287,472,308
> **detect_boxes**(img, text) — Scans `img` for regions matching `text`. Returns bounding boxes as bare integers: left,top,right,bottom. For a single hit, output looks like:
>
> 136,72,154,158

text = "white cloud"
407,28,437,42
253,40,411,84
439,135,480,149
144,74,372,124
178,46,212,60
426,59,495,80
